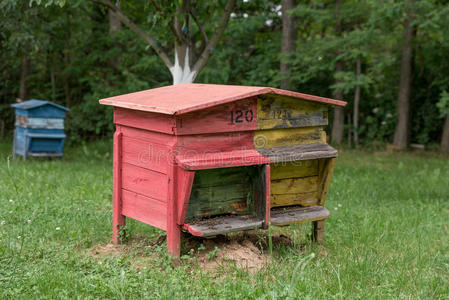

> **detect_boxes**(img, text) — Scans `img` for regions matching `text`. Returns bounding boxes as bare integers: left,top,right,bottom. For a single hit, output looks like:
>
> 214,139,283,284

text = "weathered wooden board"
14,103,67,119
257,143,337,163
114,108,176,134
121,162,168,201
316,157,336,205
271,176,318,195
122,135,169,174
15,116,64,129
176,168,195,225
270,160,319,207
257,94,328,130
183,214,263,237
176,97,257,135
270,160,318,180
270,206,329,226
177,131,254,153
271,192,317,207
121,189,166,230
176,149,269,170
120,125,177,146
254,126,326,149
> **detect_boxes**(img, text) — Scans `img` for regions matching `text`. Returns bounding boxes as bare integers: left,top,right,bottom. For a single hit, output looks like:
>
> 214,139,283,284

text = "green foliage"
437,91,449,117
205,246,220,260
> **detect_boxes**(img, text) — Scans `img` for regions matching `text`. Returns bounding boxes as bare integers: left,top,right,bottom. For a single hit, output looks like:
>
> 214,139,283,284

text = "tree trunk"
18,52,29,101
331,61,344,144
280,0,297,90
94,0,235,85
109,1,121,69
331,0,344,145
393,0,416,149
169,0,197,84
50,65,56,101
109,1,121,33
63,10,72,108
170,45,197,85
441,115,449,154
353,58,361,145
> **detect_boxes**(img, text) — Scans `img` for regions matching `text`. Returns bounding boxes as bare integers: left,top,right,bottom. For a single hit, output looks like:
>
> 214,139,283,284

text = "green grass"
1,140,448,299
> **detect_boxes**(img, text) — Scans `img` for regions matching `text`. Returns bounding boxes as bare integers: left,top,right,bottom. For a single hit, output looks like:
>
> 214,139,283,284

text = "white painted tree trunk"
169,48,197,84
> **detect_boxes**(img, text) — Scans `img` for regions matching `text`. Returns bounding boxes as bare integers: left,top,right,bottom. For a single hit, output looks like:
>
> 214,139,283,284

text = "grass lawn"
0,140,448,299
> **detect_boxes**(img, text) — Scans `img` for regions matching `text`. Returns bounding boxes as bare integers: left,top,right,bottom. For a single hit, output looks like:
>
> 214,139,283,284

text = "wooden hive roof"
12,99,69,111
99,83,346,115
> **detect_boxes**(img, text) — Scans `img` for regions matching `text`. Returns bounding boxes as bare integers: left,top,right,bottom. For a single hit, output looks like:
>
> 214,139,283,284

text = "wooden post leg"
312,220,325,243
166,162,180,258
112,206,126,244
112,128,125,244
166,224,181,258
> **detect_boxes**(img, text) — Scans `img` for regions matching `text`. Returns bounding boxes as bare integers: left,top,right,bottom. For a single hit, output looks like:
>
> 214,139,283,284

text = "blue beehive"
11,100,69,160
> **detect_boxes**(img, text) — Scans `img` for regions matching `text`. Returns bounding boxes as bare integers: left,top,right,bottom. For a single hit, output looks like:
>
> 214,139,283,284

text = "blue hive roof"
11,99,69,111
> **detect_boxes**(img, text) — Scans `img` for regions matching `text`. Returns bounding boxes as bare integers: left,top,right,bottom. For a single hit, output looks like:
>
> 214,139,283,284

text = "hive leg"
166,224,181,258
166,162,181,258
312,220,325,243
112,128,125,244
112,209,126,244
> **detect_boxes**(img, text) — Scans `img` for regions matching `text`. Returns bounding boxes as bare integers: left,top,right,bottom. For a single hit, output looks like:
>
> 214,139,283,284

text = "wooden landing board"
183,214,263,237
257,143,337,163
270,206,330,226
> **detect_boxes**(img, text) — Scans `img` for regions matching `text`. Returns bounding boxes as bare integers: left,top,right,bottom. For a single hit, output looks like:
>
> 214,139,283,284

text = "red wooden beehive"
99,83,346,257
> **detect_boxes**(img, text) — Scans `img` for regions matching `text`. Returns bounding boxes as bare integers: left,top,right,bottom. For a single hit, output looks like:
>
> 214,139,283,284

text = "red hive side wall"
117,125,176,231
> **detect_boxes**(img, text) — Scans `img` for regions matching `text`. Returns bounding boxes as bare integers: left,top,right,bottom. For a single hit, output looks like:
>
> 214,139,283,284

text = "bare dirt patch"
182,231,299,273
91,243,122,258
86,232,302,274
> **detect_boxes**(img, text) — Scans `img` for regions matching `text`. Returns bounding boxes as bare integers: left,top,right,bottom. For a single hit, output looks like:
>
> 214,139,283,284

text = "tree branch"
150,0,187,43
173,0,191,44
150,0,167,18
192,0,235,73
190,8,208,47
91,0,173,69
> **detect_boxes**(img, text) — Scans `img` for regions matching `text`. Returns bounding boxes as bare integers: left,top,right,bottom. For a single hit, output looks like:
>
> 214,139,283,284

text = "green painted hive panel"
186,166,262,219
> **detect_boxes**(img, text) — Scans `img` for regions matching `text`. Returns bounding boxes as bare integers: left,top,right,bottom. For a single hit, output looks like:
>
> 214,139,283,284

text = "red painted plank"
114,107,176,134
121,125,177,146
121,189,166,230
112,127,126,243
100,84,347,115
176,149,269,170
176,168,195,225
175,98,257,135
121,162,167,201
122,135,169,174
177,132,254,154
166,162,181,257
182,224,203,237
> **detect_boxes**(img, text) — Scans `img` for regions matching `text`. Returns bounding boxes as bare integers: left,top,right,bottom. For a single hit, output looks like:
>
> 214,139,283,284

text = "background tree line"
1,0,448,152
